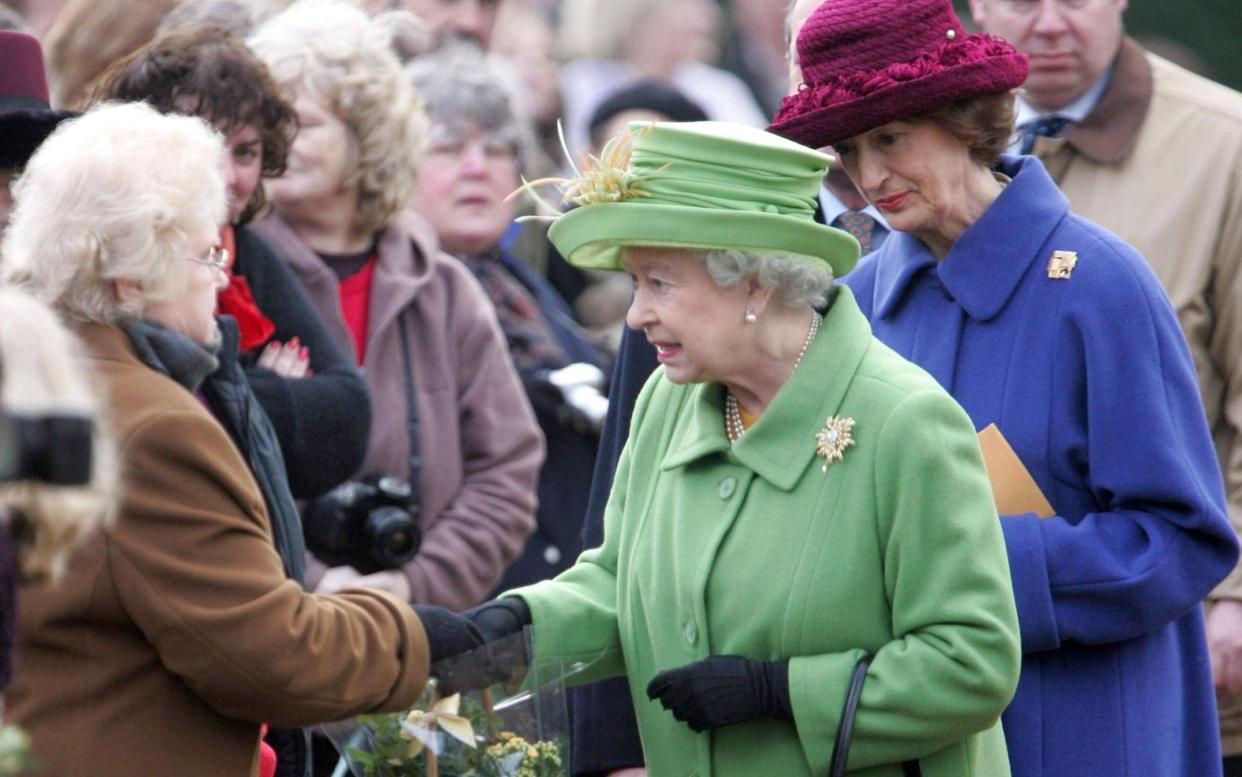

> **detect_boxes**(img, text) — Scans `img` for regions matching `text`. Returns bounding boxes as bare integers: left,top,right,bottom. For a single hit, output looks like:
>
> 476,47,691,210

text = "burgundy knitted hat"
768,0,1028,149
0,30,76,169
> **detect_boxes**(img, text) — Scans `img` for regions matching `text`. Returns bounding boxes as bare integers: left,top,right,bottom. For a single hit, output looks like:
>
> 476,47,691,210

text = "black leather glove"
464,597,531,642
433,598,532,695
413,605,485,664
646,655,792,732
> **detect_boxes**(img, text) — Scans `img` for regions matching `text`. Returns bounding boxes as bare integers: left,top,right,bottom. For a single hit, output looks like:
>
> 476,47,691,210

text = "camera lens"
363,506,421,569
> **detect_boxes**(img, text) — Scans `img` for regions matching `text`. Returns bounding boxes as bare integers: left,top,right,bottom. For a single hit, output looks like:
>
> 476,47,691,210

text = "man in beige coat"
969,0,1242,766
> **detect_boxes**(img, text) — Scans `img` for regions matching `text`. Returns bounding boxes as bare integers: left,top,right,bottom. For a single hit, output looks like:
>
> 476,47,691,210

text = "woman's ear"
745,275,775,318
113,278,144,312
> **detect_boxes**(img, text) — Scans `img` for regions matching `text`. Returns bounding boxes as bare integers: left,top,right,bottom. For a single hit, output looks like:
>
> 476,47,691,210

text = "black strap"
828,655,922,777
395,317,424,510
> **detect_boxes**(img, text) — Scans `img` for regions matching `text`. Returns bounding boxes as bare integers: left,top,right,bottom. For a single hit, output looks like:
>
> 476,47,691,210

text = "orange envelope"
977,423,1055,518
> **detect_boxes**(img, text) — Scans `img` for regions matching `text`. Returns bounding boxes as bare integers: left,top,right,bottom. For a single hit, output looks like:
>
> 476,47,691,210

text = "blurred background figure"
0,287,115,696
966,0,1242,772
489,0,562,177
155,0,266,37
0,0,67,37
408,46,606,591
93,25,374,503
719,0,793,116
0,99,435,777
42,0,181,107
363,0,503,49
556,0,766,157
248,0,541,609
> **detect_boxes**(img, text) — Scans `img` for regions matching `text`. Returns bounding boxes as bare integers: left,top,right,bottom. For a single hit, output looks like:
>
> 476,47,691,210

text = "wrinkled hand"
1209,599,1242,695
646,655,791,733
316,566,412,602
257,338,310,378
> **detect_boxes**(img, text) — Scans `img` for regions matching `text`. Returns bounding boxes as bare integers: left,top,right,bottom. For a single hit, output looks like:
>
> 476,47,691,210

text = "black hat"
587,80,708,145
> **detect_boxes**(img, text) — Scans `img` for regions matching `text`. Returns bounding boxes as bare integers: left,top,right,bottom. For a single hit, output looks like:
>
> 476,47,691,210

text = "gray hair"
405,43,536,175
701,249,833,309
1,101,226,325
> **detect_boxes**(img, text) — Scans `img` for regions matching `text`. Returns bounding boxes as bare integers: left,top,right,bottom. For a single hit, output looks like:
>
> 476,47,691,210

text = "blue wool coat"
843,155,1240,777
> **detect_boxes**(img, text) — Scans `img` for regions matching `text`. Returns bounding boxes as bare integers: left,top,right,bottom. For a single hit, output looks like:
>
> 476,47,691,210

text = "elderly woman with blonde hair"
249,0,543,610
0,101,454,777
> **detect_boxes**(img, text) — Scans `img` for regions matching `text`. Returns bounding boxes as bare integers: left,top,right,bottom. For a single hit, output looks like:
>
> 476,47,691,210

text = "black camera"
0,409,92,485
303,475,422,575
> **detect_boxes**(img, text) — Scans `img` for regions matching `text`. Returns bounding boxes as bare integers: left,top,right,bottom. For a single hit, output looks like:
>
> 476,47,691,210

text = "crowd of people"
0,0,1241,776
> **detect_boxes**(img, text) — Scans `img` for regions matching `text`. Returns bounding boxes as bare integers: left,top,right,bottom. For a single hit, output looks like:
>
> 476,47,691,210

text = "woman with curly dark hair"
92,25,374,503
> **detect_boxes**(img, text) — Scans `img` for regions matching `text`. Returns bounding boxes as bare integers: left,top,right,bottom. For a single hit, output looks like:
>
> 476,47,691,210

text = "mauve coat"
253,211,542,610
6,324,430,777
510,288,1021,777
843,155,1241,777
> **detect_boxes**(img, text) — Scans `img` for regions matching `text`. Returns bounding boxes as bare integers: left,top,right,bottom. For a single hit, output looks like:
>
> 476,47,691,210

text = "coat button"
685,621,698,645
717,477,736,500
543,545,561,565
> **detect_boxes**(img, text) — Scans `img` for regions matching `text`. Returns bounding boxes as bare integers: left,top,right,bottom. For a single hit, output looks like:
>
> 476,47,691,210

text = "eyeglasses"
187,245,229,271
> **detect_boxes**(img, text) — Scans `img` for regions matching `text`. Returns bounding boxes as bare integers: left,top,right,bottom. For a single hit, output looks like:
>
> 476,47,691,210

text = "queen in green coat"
461,121,1021,777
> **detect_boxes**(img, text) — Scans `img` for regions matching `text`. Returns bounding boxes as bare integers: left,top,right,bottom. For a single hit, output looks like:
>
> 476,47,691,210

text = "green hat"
543,121,859,276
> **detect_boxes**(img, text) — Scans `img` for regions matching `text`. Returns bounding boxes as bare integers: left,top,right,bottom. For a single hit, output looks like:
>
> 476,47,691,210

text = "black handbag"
828,655,922,777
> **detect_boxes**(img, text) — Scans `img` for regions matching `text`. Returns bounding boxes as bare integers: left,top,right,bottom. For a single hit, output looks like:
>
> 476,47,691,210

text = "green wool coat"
510,287,1020,777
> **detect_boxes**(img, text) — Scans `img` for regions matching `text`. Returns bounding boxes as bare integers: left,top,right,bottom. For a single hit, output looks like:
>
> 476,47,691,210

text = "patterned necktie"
1017,115,1070,155
833,209,878,256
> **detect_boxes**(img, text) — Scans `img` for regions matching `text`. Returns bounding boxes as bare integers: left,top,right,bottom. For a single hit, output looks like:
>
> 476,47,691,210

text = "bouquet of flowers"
324,630,576,777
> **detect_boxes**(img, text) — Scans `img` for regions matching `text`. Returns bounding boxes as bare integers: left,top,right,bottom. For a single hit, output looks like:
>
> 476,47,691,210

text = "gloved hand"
413,605,484,664
432,598,532,694
646,655,792,732
464,597,531,642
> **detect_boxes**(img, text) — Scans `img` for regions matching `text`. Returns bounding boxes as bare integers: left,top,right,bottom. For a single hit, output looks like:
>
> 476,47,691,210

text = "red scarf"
216,225,278,352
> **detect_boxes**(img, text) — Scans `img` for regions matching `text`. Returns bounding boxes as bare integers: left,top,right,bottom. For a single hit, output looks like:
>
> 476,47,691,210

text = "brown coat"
252,211,542,610
1028,38,1242,753
5,324,430,777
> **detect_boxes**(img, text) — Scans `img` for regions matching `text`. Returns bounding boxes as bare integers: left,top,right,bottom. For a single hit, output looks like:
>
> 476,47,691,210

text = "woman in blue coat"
769,1,1240,776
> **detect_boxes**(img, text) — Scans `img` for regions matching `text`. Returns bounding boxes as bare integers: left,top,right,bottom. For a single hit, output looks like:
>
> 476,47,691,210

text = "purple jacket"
254,211,543,611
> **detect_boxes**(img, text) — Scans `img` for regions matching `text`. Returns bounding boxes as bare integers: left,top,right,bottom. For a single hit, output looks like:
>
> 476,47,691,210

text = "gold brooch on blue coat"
1047,250,1079,279
815,416,856,472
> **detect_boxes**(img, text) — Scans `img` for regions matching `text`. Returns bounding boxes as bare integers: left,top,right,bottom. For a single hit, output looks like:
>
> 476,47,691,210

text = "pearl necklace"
725,311,822,443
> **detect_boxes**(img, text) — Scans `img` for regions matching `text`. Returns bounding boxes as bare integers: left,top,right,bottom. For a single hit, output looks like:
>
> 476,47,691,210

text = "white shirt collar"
818,186,889,230
1015,64,1114,127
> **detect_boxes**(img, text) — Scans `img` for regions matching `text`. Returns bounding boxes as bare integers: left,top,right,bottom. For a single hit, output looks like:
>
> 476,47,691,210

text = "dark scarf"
463,252,569,373
121,319,220,392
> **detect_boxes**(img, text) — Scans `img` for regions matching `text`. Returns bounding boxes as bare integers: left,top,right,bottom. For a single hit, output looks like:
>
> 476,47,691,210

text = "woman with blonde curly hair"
248,0,543,610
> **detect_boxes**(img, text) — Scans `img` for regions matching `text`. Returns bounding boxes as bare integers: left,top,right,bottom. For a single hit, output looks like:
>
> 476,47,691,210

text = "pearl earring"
745,309,758,324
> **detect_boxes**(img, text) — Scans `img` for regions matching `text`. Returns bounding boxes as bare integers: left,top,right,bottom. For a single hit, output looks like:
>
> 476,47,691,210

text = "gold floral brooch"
815,416,856,471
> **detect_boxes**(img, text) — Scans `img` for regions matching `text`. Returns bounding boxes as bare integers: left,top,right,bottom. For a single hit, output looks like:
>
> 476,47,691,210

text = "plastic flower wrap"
323,628,596,777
